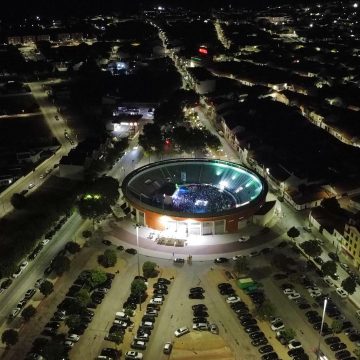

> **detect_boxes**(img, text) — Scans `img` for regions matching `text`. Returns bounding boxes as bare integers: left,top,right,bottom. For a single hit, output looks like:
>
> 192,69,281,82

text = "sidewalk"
102,218,286,261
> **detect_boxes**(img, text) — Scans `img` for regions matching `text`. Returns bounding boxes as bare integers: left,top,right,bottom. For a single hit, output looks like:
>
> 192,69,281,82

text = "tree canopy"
321,261,337,276
287,227,300,241
52,255,71,276
40,280,54,297
142,261,157,278
342,276,356,294
2,329,18,347
98,249,117,268
77,176,119,221
131,279,147,297
300,240,322,258
21,305,36,322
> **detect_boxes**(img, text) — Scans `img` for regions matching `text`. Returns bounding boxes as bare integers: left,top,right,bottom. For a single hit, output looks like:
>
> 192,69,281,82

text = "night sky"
1,0,327,18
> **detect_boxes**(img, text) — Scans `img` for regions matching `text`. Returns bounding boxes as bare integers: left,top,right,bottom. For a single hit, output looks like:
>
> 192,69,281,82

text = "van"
149,297,163,305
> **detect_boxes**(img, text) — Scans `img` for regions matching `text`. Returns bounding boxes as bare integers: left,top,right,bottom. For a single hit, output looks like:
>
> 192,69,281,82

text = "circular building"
121,159,267,235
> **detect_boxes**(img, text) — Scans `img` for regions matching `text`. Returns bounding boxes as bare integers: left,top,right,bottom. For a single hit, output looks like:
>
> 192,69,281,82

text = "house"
186,67,216,95
59,138,103,180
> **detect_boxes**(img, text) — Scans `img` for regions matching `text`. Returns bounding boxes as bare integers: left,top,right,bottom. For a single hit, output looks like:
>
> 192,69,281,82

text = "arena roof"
122,159,267,219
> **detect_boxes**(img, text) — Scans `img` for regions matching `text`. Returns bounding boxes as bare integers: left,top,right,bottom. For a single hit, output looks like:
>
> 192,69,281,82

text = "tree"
255,300,276,320
233,256,249,274
331,319,343,333
138,123,163,152
354,348,360,360
98,249,117,268
86,269,107,289
40,280,54,297
65,314,82,329
287,227,300,242
321,261,337,276
75,289,91,307
42,340,67,360
21,305,36,322
300,240,322,258
108,330,124,345
10,193,27,209
131,279,147,298
65,241,81,254
142,261,157,278
52,255,71,276
281,328,296,342
77,176,119,223
2,329,18,347
342,276,356,294
205,131,221,150
321,197,340,212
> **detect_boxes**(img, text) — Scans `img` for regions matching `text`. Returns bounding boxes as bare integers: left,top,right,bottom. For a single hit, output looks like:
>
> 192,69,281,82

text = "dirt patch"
171,332,234,360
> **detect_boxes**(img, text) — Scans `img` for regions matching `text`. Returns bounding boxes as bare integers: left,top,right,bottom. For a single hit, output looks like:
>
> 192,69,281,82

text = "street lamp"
316,297,328,360
134,223,142,311
134,224,141,277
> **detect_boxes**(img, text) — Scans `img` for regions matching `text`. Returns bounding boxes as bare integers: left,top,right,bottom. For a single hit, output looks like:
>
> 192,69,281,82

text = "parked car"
336,288,349,298
189,292,204,299
226,296,241,304
214,257,228,263
131,340,146,350
173,258,185,263
125,351,143,359
174,327,190,337
163,342,172,354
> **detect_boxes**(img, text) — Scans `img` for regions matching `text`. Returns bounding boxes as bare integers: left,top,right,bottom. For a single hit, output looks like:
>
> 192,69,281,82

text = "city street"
0,80,73,217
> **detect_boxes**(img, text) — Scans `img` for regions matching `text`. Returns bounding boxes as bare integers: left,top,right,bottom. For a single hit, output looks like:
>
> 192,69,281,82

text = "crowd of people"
170,184,236,213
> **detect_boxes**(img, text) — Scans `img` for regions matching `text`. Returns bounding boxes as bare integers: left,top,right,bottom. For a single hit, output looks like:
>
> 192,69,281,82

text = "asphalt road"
0,80,73,217
0,213,83,329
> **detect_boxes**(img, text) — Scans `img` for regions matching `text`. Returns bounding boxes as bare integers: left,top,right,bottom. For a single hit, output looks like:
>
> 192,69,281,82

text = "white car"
307,286,321,293
288,292,301,300
125,351,143,360
66,334,80,342
20,261,28,270
324,277,335,287
163,342,172,354
238,236,250,242
271,321,285,331
270,317,282,325
226,296,241,304
340,263,350,271
288,340,302,350
232,255,243,261
113,320,128,327
12,268,23,278
64,340,74,348
174,327,190,337
283,288,295,295
309,291,322,298
41,239,50,246
28,183,35,189
336,287,349,298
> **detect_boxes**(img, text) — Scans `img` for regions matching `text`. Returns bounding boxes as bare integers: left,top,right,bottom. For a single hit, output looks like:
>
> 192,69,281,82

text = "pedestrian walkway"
102,218,285,261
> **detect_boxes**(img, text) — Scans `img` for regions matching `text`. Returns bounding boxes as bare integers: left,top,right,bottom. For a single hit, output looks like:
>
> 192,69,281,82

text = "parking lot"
5,233,360,360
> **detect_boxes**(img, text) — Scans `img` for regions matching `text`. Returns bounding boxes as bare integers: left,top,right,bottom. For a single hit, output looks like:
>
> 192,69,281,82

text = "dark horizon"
0,0,328,19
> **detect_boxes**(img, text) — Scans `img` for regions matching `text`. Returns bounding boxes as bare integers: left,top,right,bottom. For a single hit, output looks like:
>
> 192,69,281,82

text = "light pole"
316,297,328,360
135,224,141,276
135,223,142,311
